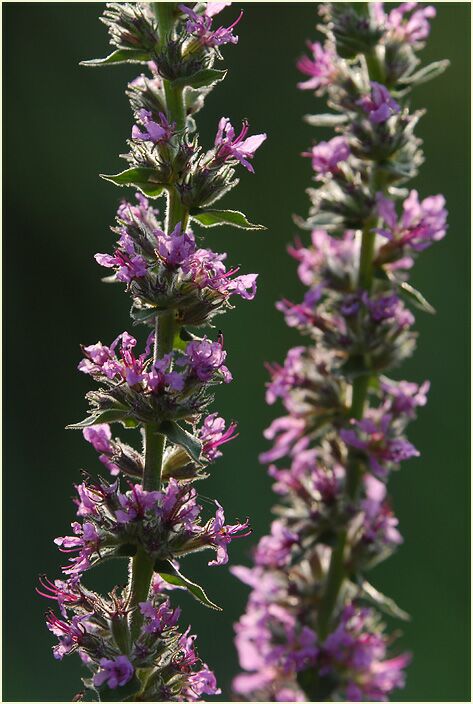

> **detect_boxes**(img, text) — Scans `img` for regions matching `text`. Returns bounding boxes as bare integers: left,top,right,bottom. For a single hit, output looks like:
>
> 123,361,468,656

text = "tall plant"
233,3,447,701
38,3,265,700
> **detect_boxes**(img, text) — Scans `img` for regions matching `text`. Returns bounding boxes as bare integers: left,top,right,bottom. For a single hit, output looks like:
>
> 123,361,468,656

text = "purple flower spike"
233,6,445,700
41,3,260,698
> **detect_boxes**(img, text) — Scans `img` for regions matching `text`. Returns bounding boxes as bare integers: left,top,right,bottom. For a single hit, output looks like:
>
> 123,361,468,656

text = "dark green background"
4,3,470,701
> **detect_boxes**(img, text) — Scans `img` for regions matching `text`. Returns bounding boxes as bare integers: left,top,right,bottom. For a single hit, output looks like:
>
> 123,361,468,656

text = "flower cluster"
95,192,258,328
41,3,264,700
233,4,446,701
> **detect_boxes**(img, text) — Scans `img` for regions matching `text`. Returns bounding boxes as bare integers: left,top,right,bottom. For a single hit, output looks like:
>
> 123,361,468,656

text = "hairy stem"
129,549,155,641
315,222,376,646
128,1,188,647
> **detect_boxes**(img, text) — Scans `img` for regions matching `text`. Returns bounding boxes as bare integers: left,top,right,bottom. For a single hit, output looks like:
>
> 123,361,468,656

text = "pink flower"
213,117,267,172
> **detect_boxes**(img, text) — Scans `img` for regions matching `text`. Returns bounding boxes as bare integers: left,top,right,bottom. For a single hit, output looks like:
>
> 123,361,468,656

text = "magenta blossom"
180,335,232,383
37,576,82,617
95,246,148,283
180,3,242,47
183,665,222,699
93,655,134,690
358,82,400,124
131,109,174,144
139,598,181,634
376,190,447,252
297,41,336,91
206,502,251,566
304,136,350,177
373,2,436,44
381,378,430,418
182,247,258,300
115,483,161,523
321,605,411,701
156,223,196,268
54,522,101,577
213,117,267,172
46,612,90,660
340,413,419,477
253,521,298,568
83,424,120,476
198,413,238,461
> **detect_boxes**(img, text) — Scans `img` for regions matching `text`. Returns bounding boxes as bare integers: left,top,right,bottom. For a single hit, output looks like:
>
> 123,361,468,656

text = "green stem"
315,223,376,645
306,40,392,703
155,3,186,132
127,2,189,652
129,549,155,641
155,2,176,45
167,185,189,231
366,46,386,85
164,83,186,132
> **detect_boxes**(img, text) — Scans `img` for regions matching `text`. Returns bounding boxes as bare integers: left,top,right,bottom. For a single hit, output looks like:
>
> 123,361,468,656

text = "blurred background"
4,3,470,701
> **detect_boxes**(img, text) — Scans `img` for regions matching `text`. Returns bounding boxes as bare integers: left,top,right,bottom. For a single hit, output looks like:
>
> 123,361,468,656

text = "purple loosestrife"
39,3,266,701
233,3,447,702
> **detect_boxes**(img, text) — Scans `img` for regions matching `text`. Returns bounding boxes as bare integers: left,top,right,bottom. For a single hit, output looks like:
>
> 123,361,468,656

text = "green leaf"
101,168,166,198
399,60,450,87
304,113,348,127
191,209,265,230
294,211,344,231
130,304,157,325
399,281,436,315
172,68,227,89
115,543,138,558
357,578,410,621
66,408,130,430
97,674,142,701
154,559,222,611
157,420,202,464
81,49,151,67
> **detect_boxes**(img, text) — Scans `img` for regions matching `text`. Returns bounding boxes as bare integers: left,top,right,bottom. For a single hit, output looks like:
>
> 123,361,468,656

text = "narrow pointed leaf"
81,49,151,67
157,420,202,464
66,408,131,430
100,168,166,198
172,68,227,89
304,113,348,127
154,559,222,611
399,60,450,87
399,281,436,314
191,209,265,230
130,304,157,325
358,578,410,621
